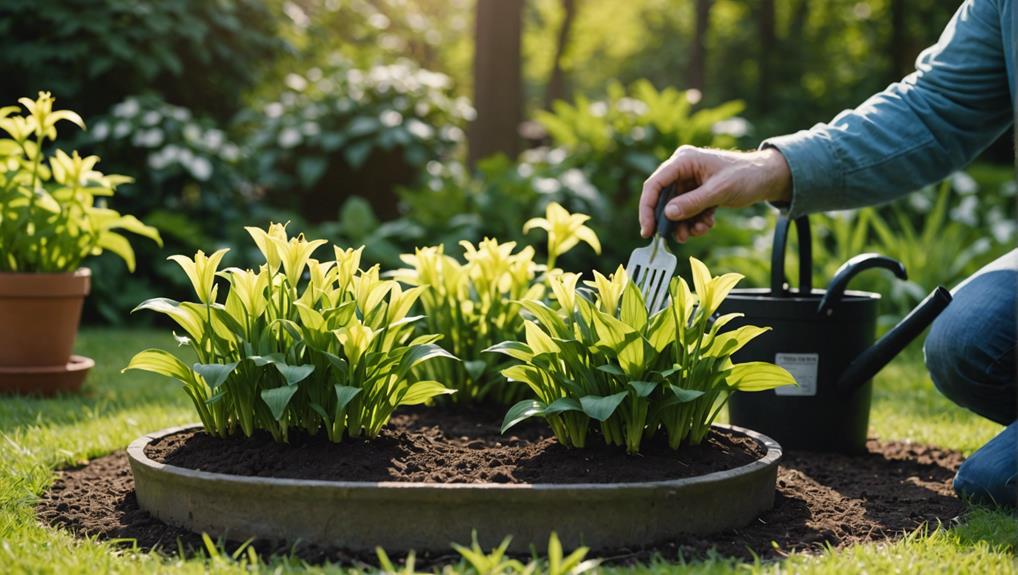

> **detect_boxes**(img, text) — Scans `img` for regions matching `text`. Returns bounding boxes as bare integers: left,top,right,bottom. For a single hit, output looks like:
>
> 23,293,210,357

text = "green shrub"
393,202,601,404
0,0,286,121
0,92,161,273
489,257,795,453
245,58,473,220
126,223,456,443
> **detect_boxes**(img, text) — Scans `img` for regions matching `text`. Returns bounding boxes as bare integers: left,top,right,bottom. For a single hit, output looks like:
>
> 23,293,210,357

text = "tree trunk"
469,0,524,166
890,0,909,80
758,0,775,114
544,0,577,109
689,0,712,92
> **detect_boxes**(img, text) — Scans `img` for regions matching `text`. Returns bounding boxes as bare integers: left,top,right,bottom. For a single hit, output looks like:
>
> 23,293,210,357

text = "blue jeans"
924,249,1017,508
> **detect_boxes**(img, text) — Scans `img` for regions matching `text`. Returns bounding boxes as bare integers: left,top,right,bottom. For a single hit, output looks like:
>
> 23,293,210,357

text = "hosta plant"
125,223,457,443
393,202,600,404
0,92,161,272
488,258,796,453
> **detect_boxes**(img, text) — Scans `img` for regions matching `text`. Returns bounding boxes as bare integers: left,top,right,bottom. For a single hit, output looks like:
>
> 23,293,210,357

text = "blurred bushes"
393,81,759,274
242,58,473,221
0,0,287,121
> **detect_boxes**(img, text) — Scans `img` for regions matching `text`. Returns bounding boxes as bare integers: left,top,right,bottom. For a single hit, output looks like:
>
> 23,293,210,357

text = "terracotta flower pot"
0,268,91,367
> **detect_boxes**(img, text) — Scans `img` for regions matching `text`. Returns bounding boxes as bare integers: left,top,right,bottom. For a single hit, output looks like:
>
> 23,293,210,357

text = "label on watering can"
774,353,819,396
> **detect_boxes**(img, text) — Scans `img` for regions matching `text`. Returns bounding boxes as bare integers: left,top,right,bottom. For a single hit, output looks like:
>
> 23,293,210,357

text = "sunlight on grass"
0,329,1014,575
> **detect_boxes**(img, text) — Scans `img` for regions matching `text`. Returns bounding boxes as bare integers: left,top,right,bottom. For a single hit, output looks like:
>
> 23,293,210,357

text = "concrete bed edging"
127,423,782,553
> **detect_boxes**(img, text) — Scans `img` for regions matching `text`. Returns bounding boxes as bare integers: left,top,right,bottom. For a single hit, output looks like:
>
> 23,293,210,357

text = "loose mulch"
144,406,763,484
36,406,966,566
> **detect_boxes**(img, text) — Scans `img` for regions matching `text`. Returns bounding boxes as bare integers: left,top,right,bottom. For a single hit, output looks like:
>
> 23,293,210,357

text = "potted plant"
488,257,797,453
0,92,161,394
392,202,601,404
125,223,458,442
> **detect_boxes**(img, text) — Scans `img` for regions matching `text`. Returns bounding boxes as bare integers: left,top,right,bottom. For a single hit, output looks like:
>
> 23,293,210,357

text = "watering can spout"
836,286,953,392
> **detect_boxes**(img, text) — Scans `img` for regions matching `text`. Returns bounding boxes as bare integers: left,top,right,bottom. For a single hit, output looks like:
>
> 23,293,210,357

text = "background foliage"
0,0,1011,328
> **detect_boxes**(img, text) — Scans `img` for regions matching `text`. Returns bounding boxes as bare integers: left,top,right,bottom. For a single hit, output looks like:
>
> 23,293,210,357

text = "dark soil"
144,406,763,484
37,406,967,566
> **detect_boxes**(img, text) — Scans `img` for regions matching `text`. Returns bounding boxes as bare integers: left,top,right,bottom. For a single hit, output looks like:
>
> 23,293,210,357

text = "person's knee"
953,424,1018,508
923,308,971,400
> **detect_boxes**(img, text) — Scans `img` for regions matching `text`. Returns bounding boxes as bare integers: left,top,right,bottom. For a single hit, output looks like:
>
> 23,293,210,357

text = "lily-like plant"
0,92,161,272
394,202,600,404
125,224,457,442
487,257,796,453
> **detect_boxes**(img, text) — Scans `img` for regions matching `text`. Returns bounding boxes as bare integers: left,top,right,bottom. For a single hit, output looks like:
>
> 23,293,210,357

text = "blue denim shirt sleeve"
762,0,1012,218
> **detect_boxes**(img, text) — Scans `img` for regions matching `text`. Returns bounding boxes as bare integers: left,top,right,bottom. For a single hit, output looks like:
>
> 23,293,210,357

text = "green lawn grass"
1,328,1015,574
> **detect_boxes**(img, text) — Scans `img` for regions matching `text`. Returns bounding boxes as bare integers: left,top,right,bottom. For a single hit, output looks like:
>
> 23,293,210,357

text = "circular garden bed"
38,406,965,565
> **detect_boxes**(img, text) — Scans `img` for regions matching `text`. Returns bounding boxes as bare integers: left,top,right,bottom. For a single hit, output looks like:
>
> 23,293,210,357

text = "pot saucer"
0,355,94,396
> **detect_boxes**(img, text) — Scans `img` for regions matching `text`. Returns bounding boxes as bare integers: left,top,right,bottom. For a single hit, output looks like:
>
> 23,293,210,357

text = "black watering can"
718,215,953,453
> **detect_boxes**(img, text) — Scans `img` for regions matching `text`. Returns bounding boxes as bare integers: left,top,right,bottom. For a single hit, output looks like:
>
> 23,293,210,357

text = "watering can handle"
770,215,813,297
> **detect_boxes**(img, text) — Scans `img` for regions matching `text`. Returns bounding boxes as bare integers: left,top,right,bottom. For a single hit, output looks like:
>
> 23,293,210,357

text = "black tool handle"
770,215,813,297
654,183,679,239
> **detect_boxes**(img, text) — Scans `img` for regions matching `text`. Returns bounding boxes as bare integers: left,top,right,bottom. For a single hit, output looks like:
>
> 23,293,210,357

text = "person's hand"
639,146,793,242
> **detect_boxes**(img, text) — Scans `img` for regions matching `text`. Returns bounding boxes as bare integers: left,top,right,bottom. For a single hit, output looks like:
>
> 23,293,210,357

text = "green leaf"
249,353,286,367
273,363,315,386
132,298,204,343
260,386,299,421
502,399,545,433
463,359,487,381
727,362,797,391
483,341,534,362
123,349,193,382
334,385,361,410
518,299,567,336
620,280,648,330
669,386,705,403
400,380,456,405
579,391,628,422
397,343,457,378
543,397,582,416
192,362,238,390
97,231,136,271
628,380,659,398
596,364,625,376
524,320,561,355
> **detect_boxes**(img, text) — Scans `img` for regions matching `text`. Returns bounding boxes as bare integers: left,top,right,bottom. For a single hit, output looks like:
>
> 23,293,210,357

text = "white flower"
283,1,309,28
204,129,224,149
265,102,285,119
220,144,240,162
950,171,978,195
188,156,213,181
368,12,390,29
405,119,433,140
142,111,162,126
517,163,534,178
1002,180,1017,197
631,126,647,141
301,121,321,137
415,102,431,117
113,98,140,118
306,67,323,82
534,177,561,195
617,97,648,115
712,117,751,138
148,149,170,170
588,101,608,117
183,124,202,143
171,108,191,122
950,195,978,226
547,148,567,165
380,110,403,127
113,121,131,139
136,128,164,148
686,89,703,105
278,127,302,148
91,121,110,141
908,192,932,212
285,73,308,92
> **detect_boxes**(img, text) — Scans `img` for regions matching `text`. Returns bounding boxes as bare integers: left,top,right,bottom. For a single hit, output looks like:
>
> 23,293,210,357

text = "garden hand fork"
625,183,678,314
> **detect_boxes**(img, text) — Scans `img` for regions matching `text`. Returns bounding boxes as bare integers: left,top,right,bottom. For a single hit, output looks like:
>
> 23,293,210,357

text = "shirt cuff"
759,129,842,219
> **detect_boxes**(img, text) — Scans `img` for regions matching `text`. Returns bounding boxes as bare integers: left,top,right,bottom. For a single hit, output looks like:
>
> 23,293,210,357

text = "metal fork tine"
648,270,667,313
